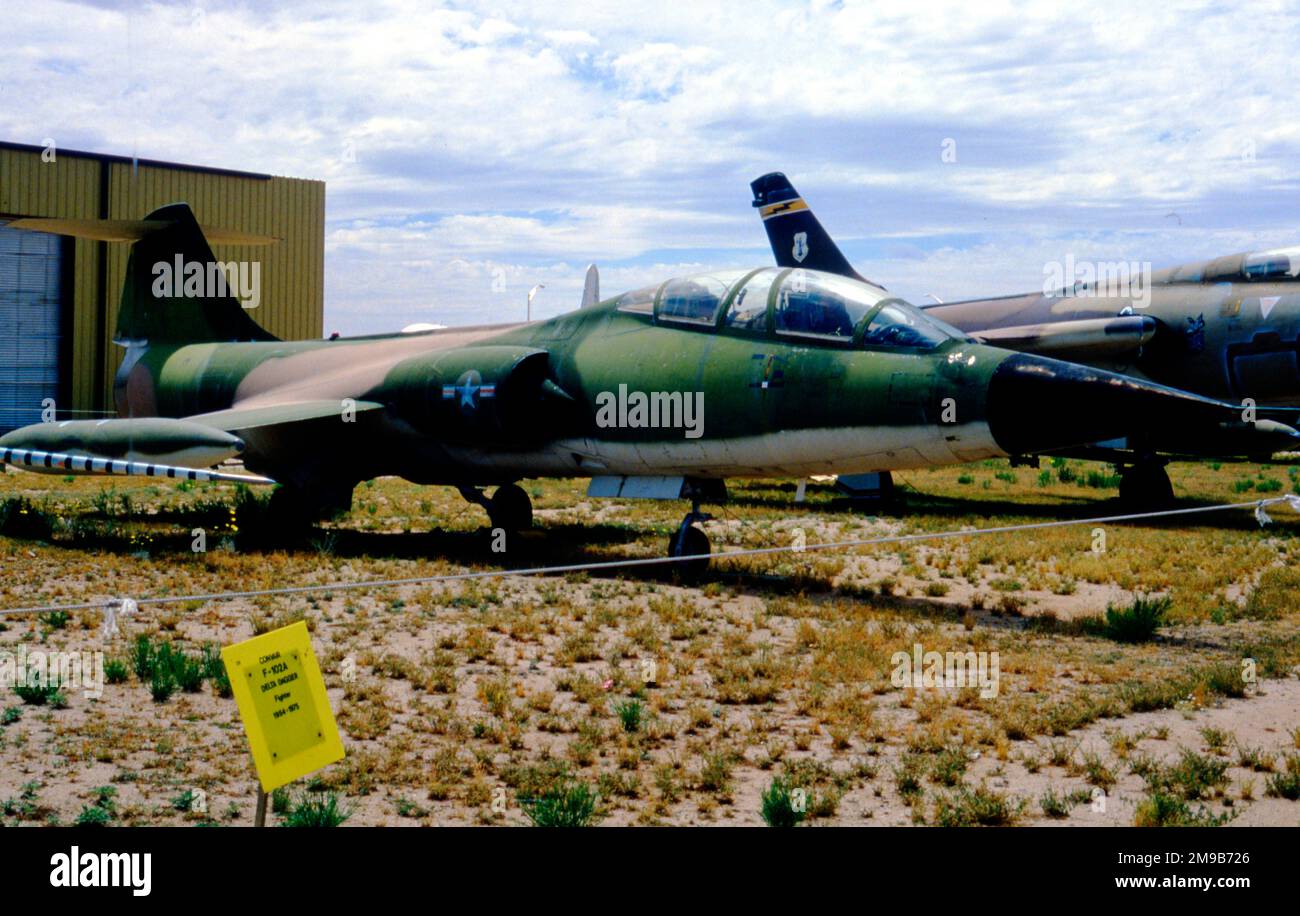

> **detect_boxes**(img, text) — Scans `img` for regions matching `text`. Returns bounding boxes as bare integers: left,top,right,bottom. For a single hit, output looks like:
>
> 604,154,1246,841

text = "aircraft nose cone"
985,352,1235,456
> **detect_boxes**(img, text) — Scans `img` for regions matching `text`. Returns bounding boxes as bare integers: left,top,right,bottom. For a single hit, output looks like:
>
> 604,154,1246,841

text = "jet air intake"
386,345,573,445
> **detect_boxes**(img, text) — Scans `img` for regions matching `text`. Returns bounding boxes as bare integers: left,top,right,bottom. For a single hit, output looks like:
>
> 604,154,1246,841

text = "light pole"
527,284,544,321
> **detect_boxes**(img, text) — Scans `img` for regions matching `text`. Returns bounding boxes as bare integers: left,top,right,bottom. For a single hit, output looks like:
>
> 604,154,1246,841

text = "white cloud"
4,0,1298,332
543,29,599,47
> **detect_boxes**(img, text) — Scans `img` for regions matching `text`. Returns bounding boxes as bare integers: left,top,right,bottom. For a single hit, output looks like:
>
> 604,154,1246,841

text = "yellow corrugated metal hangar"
0,141,324,432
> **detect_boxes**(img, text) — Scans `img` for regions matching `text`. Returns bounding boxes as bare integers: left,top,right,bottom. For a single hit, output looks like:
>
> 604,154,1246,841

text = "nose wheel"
488,483,533,531
1118,458,1174,511
668,502,712,579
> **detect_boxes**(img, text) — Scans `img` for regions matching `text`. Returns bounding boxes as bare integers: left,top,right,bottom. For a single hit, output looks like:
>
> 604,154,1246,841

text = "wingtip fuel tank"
0,418,246,473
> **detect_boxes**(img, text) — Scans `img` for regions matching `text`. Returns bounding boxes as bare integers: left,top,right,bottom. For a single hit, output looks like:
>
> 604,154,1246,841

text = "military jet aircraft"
1,203,1296,569
752,171,1300,506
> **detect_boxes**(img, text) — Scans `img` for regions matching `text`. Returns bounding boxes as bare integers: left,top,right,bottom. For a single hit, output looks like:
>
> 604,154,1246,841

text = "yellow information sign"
221,621,344,792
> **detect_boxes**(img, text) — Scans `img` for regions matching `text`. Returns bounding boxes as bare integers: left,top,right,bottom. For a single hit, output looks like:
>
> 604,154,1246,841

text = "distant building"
0,141,324,431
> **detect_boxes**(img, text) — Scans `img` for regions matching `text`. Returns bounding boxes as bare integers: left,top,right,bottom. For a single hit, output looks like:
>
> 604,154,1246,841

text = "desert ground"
1,455,1298,827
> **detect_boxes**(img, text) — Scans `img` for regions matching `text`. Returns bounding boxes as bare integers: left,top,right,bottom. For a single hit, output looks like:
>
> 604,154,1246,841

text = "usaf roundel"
441,369,496,415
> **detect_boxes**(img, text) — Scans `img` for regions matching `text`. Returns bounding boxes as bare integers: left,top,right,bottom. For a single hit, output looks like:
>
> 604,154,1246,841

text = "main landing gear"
1118,457,1174,511
267,480,355,535
668,498,712,580
461,483,533,532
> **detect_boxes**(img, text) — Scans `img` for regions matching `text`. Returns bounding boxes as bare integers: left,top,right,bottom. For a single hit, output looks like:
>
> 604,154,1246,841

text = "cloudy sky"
6,0,1300,333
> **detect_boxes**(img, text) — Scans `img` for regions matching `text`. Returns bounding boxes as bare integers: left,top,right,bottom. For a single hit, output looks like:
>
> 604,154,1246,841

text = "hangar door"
0,224,64,433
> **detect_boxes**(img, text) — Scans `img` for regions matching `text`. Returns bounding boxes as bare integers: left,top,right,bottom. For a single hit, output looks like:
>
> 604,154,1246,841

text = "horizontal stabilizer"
6,216,279,246
1,446,275,484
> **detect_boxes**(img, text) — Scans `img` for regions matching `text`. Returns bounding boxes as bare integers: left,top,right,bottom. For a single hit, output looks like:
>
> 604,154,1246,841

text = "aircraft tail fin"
750,172,878,286
9,203,279,345
113,203,278,344
581,263,600,308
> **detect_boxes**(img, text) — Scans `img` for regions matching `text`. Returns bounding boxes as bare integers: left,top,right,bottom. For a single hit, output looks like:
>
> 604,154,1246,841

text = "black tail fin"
10,203,280,344
115,203,277,344
750,172,879,287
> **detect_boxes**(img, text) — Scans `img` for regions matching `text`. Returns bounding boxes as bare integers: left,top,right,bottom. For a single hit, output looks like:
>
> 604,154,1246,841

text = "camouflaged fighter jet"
752,171,1300,507
2,202,1297,567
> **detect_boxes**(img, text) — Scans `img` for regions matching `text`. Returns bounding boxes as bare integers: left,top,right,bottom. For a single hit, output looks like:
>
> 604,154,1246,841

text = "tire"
1119,464,1174,511
488,483,532,532
667,524,711,580
267,486,315,535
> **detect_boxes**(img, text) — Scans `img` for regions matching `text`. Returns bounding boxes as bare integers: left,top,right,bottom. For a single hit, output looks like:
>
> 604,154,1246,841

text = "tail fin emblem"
792,232,809,263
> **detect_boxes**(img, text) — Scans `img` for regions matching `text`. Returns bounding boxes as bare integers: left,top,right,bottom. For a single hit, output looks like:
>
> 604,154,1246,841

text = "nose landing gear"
668,498,712,580
488,483,533,532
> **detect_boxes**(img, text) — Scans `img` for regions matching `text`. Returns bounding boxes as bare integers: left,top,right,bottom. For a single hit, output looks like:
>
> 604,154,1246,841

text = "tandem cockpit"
612,267,967,350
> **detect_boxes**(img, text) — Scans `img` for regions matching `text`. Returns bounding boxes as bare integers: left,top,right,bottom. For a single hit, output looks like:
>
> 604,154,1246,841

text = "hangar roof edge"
0,140,321,184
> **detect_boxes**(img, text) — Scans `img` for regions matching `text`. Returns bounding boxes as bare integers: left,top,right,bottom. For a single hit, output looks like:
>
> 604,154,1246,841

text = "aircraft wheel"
1119,462,1174,511
267,485,315,534
668,524,711,580
488,483,532,532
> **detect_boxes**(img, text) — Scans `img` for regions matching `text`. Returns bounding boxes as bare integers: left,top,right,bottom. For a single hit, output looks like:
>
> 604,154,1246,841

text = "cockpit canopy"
615,267,961,350
661,270,750,324
1155,245,1300,284
1242,247,1300,281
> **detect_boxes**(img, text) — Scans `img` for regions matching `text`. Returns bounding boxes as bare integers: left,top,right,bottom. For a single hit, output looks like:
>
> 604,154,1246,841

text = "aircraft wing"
186,399,385,432
4,216,279,246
